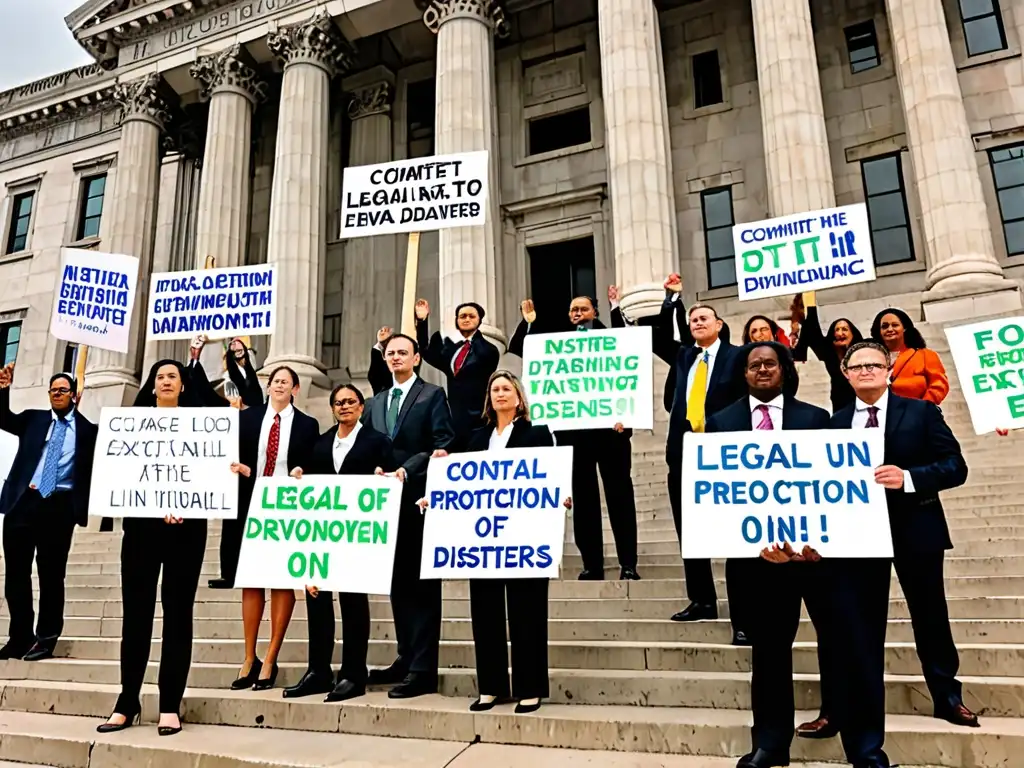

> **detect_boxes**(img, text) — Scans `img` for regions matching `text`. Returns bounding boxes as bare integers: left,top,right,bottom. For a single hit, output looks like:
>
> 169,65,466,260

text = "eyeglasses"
846,363,888,373
48,387,72,396
746,360,779,372
332,398,360,408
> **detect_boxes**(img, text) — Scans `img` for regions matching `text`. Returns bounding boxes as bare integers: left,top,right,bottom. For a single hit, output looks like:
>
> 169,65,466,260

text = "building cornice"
0,71,118,142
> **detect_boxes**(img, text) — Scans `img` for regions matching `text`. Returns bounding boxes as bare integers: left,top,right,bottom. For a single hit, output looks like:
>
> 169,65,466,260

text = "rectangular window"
861,154,915,266
527,106,592,156
527,236,597,334
844,21,881,73
322,314,341,370
0,322,20,366
5,191,34,254
692,50,724,109
989,144,1024,256
701,187,736,288
959,0,1008,56
62,342,80,376
76,174,106,241
406,79,436,159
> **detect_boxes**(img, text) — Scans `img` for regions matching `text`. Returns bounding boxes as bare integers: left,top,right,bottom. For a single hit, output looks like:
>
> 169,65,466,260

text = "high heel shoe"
469,695,499,712
252,662,279,690
230,657,262,690
157,714,182,736
515,699,542,714
96,710,141,733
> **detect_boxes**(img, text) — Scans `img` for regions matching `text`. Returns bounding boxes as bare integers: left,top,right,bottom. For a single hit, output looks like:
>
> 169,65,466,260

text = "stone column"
596,0,679,317
751,0,835,217
342,73,397,381
424,0,505,347
885,0,1021,319
262,11,353,391
85,74,172,407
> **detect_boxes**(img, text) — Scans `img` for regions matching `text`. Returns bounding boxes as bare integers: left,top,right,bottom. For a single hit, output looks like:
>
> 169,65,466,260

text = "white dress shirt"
257,403,294,477
852,390,915,492
488,421,516,450
333,421,363,473
448,332,477,371
685,337,722,402
390,373,418,404
749,395,783,430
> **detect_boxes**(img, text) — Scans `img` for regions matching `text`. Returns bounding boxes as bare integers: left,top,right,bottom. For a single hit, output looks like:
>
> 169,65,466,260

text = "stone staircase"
0,318,1022,767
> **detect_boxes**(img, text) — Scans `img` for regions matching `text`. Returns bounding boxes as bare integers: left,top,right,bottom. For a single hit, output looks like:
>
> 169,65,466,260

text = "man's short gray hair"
842,340,891,369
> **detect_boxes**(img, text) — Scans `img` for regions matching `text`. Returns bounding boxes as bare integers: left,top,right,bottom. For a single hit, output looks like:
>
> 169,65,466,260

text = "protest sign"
146,264,276,341
945,316,1024,434
340,151,489,238
88,407,239,519
420,446,573,579
680,430,891,558
733,203,875,301
49,248,139,354
0,429,18,491
522,326,653,431
234,475,403,593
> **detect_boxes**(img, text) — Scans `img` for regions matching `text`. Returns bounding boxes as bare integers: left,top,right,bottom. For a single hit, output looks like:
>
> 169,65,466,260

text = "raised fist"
607,285,620,303
0,363,13,389
664,274,683,294
377,326,393,344
521,299,536,325
414,299,430,321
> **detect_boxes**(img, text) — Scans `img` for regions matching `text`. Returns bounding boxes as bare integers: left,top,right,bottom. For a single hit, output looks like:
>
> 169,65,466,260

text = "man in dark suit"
413,298,499,447
0,365,97,661
509,295,640,580
704,342,832,768
362,333,455,698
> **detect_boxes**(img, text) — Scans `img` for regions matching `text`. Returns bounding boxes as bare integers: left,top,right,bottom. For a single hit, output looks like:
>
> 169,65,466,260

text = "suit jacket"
889,347,949,405
0,387,97,526
707,395,830,434
416,319,500,443
466,419,555,453
237,403,320,520
830,393,967,554
307,424,396,477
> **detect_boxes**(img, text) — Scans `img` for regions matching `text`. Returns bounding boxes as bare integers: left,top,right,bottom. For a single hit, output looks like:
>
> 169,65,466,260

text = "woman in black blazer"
283,383,396,703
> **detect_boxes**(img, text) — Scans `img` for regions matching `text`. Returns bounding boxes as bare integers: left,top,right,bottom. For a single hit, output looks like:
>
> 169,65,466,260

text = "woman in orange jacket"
870,307,949,404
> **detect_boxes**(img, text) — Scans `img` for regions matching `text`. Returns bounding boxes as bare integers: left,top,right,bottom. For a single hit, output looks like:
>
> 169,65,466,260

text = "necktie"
263,413,281,476
37,417,69,498
577,325,587,332
453,338,471,376
755,404,774,430
686,352,710,433
386,388,403,436
865,406,880,428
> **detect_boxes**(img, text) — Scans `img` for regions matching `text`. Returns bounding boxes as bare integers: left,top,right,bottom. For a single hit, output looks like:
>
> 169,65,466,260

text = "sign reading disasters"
522,327,654,431
147,264,277,340
420,447,573,579
50,248,139,354
340,151,489,238
945,316,1024,435
733,203,875,301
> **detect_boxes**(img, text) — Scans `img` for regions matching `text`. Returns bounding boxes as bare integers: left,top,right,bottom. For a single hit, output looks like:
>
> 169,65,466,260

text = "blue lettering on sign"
57,263,132,331
694,479,869,505
740,514,829,545
433,544,554,570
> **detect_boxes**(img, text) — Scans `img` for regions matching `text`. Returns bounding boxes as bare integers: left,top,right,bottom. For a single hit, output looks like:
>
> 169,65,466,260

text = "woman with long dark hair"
742,315,790,347
224,338,263,408
97,359,234,736
791,294,865,411
871,307,949,404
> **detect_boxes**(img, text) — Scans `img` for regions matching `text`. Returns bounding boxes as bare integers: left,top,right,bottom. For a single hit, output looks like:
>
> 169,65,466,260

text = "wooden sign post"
401,233,420,337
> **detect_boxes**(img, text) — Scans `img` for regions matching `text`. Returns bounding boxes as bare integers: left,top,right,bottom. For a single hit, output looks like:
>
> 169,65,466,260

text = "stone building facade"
1,0,1023,417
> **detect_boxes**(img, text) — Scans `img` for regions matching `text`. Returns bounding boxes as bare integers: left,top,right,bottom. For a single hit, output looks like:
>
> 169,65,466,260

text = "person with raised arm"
789,292,864,411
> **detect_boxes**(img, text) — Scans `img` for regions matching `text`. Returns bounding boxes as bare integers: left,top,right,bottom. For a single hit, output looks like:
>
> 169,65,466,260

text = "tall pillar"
424,0,505,347
85,73,172,407
751,0,835,216
342,73,397,381
596,0,679,317
262,11,353,391
886,0,1021,319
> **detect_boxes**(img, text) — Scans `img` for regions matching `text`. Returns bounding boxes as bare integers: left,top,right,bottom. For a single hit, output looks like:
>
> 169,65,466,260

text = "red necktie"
263,413,281,476
453,338,471,376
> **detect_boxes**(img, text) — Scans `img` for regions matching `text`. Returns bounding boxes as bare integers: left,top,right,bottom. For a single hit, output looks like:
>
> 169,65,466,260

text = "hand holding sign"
231,462,251,478
874,464,905,489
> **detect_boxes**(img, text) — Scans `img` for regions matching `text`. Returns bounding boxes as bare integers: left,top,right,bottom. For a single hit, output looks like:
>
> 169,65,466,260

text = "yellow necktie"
687,352,709,433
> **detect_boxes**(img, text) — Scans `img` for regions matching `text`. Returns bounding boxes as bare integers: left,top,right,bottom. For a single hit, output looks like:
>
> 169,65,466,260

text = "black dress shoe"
732,630,751,646
283,670,334,699
230,658,262,690
736,748,790,768
208,578,234,589
620,567,641,580
96,710,141,734
367,663,409,686
577,569,604,581
388,673,438,699
670,602,718,622
22,643,54,661
935,702,980,727
325,679,366,702
0,642,30,661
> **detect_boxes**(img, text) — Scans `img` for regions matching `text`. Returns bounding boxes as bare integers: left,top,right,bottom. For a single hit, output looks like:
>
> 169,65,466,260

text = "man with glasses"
0,365,97,661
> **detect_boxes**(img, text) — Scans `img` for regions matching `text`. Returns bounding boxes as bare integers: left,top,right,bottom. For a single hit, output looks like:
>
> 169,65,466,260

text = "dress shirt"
488,421,516,450
258,403,294,478
391,373,418,405
29,409,77,492
685,337,722,402
333,422,363,473
749,395,783,430
852,390,915,492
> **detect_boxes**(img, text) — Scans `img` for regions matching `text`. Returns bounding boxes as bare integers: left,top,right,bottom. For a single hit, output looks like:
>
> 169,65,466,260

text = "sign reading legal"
522,327,653,431
945,316,1024,434
340,151,489,238
235,475,403,593
420,447,573,579
89,407,239,519
733,203,875,301
681,430,892,558
147,264,277,341
50,248,139,354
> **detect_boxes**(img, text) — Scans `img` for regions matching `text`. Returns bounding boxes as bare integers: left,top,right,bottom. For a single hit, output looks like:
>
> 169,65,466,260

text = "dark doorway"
527,236,597,334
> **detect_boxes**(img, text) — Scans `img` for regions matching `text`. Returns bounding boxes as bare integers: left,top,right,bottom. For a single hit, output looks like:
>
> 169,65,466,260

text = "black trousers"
571,432,638,572
469,578,549,699
304,589,370,685
389,495,442,676
116,518,207,715
218,517,244,583
2,490,77,649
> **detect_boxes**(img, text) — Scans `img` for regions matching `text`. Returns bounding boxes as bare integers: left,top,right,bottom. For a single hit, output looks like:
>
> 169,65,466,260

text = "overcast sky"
0,0,94,92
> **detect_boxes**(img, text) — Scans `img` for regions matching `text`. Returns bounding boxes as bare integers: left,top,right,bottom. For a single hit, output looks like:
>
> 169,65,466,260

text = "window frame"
860,152,916,267
959,0,1008,57
75,173,107,242
526,105,593,157
692,49,724,110
989,143,1024,257
322,313,342,370
700,186,737,290
844,20,881,74
5,190,35,255
0,321,21,367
